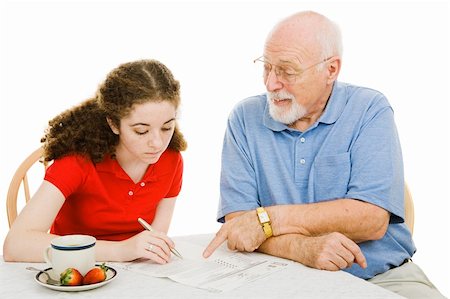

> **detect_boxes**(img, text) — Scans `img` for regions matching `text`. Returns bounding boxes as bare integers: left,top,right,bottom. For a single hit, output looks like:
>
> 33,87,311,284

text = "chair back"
6,147,47,227
404,183,415,234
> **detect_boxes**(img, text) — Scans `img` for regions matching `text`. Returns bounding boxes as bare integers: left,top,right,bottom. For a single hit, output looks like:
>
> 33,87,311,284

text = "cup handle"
44,246,52,265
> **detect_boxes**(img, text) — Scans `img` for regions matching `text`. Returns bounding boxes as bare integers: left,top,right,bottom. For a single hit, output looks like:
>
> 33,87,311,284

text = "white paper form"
120,240,290,293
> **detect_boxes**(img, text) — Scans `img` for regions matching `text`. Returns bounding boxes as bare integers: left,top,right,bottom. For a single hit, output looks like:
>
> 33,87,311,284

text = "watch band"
256,207,273,238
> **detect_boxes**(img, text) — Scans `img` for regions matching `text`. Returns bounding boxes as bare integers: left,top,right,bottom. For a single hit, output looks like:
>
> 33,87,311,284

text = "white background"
0,0,448,296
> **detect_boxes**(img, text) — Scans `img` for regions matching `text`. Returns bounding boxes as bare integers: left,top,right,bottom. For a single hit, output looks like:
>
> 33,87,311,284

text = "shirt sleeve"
217,106,260,222
345,98,404,223
165,152,183,198
44,155,90,198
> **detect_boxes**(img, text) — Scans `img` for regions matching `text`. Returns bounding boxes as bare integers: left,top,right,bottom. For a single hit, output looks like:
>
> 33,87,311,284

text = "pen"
137,217,183,259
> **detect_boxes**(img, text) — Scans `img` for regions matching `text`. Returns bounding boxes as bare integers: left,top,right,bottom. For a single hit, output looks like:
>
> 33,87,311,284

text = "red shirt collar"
95,155,157,182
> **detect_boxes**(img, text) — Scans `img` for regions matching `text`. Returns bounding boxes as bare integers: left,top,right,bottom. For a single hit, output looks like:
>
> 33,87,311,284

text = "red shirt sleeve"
44,155,91,198
165,152,183,198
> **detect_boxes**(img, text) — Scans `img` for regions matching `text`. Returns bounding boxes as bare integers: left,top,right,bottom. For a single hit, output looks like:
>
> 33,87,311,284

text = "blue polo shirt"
217,81,416,279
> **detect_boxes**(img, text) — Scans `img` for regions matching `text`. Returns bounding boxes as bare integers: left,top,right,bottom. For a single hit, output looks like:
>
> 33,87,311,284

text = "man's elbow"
369,210,390,240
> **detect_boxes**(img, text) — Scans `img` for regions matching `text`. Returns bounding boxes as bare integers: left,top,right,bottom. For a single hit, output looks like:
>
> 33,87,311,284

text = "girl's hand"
119,230,176,263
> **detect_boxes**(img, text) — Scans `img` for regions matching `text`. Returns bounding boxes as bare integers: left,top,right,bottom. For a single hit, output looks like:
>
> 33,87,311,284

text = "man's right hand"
203,210,267,258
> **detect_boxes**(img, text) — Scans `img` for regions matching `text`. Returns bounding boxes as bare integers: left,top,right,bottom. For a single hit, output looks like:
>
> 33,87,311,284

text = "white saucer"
34,265,117,292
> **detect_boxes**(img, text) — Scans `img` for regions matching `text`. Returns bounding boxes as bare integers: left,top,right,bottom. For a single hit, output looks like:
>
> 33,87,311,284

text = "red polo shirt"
45,149,183,241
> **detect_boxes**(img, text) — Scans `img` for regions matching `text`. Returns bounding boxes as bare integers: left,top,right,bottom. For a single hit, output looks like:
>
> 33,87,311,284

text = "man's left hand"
203,210,266,258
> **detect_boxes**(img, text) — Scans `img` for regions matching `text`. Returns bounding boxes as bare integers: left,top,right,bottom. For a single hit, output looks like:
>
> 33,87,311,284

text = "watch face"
258,213,269,223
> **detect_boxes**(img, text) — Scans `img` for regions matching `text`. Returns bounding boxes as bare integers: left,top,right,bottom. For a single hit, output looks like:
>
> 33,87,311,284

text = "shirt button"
300,137,306,143
300,158,306,164
140,182,145,187
128,191,134,196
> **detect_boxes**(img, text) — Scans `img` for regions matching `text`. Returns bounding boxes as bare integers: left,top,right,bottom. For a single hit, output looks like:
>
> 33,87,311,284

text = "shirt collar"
95,155,156,182
317,81,347,125
263,81,347,131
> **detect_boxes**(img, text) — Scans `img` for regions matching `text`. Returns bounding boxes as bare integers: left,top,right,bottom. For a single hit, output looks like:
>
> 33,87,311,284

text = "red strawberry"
83,263,108,285
60,268,83,286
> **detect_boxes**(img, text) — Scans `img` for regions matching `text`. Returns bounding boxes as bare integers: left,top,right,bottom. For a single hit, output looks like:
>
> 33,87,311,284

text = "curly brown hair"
41,59,187,163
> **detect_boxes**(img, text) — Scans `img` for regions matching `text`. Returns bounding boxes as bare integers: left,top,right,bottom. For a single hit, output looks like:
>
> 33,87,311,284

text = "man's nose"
265,69,283,92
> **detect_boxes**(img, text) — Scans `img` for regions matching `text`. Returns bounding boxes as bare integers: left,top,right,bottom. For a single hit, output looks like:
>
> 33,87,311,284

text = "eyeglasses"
253,56,332,85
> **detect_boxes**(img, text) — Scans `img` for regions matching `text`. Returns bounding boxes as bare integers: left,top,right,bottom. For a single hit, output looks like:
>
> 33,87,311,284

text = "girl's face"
111,100,176,165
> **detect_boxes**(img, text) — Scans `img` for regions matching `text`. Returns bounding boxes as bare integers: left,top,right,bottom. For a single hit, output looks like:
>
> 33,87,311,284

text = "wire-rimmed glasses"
253,56,332,85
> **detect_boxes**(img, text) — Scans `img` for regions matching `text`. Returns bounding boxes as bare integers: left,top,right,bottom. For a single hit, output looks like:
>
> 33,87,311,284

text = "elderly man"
203,11,445,299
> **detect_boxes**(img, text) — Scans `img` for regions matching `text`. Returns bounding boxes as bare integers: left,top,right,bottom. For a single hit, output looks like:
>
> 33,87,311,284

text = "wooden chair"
404,183,415,234
6,147,47,227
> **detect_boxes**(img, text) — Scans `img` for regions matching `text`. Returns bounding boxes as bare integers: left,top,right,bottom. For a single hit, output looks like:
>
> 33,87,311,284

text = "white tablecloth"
0,234,404,298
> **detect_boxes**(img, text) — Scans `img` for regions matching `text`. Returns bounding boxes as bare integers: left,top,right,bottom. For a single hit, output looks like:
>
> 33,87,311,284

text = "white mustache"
268,90,295,102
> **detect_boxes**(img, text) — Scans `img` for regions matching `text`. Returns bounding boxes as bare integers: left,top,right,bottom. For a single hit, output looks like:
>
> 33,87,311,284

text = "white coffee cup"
44,234,96,280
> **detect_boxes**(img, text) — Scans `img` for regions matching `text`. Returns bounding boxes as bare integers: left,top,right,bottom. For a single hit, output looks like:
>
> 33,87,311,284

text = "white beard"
267,90,307,125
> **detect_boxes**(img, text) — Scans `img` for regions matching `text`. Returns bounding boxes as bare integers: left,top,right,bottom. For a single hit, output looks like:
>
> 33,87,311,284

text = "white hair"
314,19,343,72
317,19,343,60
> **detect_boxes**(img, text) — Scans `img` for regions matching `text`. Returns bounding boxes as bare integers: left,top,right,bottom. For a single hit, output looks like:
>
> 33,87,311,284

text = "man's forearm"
257,234,302,262
267,199,389,242
257,232,367,271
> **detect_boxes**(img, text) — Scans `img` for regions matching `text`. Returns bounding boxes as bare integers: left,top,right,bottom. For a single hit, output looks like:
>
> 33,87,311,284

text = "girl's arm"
3,181,65,262
150,197,177,233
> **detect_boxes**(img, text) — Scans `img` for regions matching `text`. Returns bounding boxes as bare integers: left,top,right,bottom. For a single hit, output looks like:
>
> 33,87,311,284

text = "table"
0,234,404,298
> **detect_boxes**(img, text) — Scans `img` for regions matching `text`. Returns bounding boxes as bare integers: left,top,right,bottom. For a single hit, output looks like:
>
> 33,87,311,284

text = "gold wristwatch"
256,207,273,238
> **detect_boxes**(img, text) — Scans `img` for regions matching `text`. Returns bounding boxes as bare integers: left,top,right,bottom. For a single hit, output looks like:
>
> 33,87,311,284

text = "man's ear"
106,117,120,135
326,56,341,84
